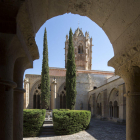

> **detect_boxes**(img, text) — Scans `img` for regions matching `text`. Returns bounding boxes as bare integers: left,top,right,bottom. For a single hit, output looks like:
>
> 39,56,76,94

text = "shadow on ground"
85,118,126,140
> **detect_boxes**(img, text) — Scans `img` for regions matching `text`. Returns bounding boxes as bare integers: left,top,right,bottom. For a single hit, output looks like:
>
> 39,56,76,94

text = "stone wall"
88,77,126,122
24,68,113,110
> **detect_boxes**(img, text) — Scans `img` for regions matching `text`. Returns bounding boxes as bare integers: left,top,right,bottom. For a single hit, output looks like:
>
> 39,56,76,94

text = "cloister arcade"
88,86,124,121
1,0,140,140
108,88,119,119
29,79,66,110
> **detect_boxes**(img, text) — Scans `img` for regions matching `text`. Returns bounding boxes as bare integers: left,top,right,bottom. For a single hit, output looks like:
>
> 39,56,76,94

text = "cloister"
0,0,140,140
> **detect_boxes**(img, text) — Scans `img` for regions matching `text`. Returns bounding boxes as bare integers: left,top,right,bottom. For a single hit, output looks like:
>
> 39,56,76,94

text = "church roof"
74,27,84,37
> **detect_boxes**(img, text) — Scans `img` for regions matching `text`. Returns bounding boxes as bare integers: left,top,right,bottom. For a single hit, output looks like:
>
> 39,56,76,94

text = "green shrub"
53,109,91,135
23,109,46,137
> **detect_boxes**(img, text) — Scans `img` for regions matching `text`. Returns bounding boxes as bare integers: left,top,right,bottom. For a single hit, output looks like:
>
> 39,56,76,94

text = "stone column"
90,95,94,117
0,38,18,140
13,57,30,140
0,80,17,140
118,83,126,122
51,79,57,109
13,88,25,140
109,54,140,140
23,78,29,109
120,66,140,140
101,90,107,119
93,94,96,117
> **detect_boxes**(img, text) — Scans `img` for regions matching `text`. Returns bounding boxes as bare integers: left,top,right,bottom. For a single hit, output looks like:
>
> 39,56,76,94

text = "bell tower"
65,28,93,70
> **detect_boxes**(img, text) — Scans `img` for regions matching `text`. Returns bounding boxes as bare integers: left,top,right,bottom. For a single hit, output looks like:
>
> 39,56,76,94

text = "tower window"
78,45,83,54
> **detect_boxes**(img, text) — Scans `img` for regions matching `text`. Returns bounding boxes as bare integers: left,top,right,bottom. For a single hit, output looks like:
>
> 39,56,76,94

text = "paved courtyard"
23,118,126,140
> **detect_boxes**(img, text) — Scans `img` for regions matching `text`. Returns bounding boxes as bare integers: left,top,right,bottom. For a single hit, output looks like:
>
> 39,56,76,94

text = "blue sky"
24,13,114,78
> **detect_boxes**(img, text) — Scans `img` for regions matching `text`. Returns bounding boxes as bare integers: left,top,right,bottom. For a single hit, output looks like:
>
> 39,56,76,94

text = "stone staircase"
40,111,55,137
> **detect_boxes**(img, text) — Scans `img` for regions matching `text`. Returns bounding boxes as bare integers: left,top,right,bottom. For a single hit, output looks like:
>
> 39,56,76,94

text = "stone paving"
23,118,126,140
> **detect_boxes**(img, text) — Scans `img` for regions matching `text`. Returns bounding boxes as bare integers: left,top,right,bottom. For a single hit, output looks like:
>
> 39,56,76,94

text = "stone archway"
33,84,41,109
1,1,140,140
60,91,66,109
108,88,119,119
29,80,41,109
57,82,66,109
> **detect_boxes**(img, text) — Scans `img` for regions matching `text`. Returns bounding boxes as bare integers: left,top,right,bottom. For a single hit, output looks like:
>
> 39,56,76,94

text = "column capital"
109,46,140,94
0,79,17,88
24,77,29,83
108,43,140,77
52,79,57,85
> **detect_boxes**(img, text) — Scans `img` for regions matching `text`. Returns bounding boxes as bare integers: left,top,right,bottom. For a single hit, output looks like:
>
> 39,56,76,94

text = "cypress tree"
66,28,77,110
41,28,50,109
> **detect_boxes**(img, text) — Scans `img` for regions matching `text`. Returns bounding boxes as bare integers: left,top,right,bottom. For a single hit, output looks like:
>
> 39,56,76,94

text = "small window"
93,86,97,89
78,47,80,53
78,45,83,54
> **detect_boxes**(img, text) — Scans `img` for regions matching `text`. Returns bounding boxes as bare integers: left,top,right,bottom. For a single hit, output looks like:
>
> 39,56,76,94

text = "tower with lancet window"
65,27,93,70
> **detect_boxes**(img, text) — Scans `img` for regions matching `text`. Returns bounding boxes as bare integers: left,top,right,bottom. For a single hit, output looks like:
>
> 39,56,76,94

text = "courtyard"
23,118,126,140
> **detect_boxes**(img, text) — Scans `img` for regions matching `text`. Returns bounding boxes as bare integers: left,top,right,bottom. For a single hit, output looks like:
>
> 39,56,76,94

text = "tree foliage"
66,28,77,110
41,28,50,109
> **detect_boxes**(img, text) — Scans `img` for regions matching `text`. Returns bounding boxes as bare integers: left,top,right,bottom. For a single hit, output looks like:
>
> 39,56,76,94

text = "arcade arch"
1,1,140,140
108,88,119,118
57,82,66,109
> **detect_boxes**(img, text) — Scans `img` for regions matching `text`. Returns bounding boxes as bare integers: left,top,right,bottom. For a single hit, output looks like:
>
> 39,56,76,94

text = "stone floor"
23,118,126,140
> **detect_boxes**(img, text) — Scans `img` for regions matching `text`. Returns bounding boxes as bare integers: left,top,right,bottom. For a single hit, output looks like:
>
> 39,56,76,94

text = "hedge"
53,109,91,135
23,109,46,137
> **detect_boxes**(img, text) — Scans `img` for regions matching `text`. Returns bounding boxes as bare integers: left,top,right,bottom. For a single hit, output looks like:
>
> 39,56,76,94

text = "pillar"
92,94,96,117
51,79,57,109
0,38,18,140
13,88,25,140
13,57,30,140
108,44,140,140
90,95,94,116
24,78,29,109
120,66,140,140
118,83,126,122
0,80,17,140
101,90,107,118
